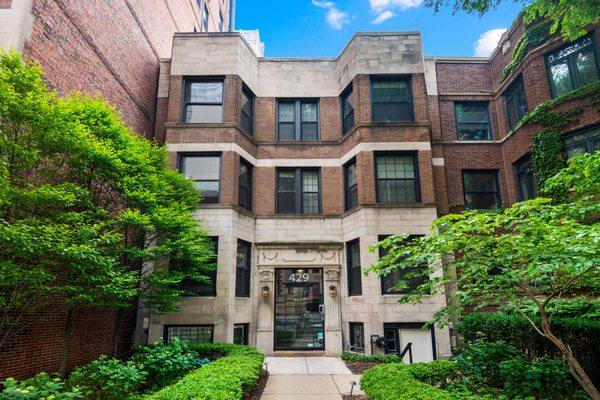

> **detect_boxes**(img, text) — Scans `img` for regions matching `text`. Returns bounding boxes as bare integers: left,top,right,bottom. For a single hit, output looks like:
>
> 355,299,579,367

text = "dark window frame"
164,324,214,344
545,33,600,98
233,323,249,345
238,158,253,211
370,75,414,122
235,239,251,297
341,84,355,135
346,239,362,297
454,101,493,141
241,84,254,135
344,158,358,211
275,168,322,215
177,152,221,204
461,169,502,210
562,125,600,157
503,75,529,131
374,151,421,204
383,322,436,359
349,322,365,353
513,154,537,201
276,99,320,141
176,236,218,297
181,77,224,124
379,234,427,295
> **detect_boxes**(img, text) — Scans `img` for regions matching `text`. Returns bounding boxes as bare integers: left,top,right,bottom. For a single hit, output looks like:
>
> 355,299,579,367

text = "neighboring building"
0,0,232,380
150,21,600,359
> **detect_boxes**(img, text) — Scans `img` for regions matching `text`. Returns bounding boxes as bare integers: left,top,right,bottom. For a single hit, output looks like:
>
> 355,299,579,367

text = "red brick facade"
0,0,230,380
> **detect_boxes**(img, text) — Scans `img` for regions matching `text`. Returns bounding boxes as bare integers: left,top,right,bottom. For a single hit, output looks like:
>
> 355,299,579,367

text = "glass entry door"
274,268,325,350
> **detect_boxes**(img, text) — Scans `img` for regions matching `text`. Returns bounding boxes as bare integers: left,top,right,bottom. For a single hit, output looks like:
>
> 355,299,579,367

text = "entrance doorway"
274,268,325,351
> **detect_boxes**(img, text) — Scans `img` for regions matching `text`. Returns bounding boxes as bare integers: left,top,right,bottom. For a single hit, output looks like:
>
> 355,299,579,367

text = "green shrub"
455,339,521,387
0,373,82,400
67,356,147,400
144,343,264,400
361,363,454,400
499,357,582,399
341,352,403,363
408,361,459,387
130,338,209,391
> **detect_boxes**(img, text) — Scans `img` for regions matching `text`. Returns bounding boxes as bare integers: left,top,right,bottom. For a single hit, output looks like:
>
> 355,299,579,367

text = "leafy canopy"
424,0,600,41
0,50,215,345
367,151,600,326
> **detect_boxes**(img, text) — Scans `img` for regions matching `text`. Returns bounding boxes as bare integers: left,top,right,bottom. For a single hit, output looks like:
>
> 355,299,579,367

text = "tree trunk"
540,312,600,399
59,306,73,379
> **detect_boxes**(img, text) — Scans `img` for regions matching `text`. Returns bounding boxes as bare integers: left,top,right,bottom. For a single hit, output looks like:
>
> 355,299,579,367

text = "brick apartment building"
149,21,599,359
0,0,232,379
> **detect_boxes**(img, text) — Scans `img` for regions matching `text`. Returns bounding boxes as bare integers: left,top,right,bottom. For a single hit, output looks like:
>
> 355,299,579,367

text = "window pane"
302,171,318,192
465,192,500,210
241,89,253,134
188,82,223,103
456,103,488,123
457,123,491,140
550,61,574,97
372,80,409,102
167,326,212,344
186,104,223,123
301,102,318,122
233,324,247,345
278,102,295,122
236,242,250,297
346,163,357,187
377,179,416,203
547,37,593,63
301,122,319,140
463,171,500,210
278,123,295,141
576,48,600,86
347,241,362,296
302,193,319,214
195,181,219,203
350,323,365,352
277,192,296,214
181,156,220,180
564,127,600,157
372,102,411,122
377,156,415,179
278,170,295,191
463,172,498,192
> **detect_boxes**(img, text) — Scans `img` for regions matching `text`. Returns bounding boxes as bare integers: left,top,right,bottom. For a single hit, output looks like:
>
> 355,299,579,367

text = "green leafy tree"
425,0,600,41
367,152,600,399
0,51,215,377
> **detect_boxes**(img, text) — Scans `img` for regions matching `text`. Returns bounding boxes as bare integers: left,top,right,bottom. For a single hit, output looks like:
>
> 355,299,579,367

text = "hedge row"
144,343,264,400
360,361,495,400
457,312,600,386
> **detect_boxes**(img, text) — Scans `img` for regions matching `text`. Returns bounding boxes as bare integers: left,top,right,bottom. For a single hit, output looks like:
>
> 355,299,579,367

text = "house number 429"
288,273,309,282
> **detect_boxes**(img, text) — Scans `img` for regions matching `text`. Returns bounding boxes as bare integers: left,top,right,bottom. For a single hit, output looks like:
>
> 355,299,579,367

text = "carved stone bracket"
324,267,341,282
259,268,274,282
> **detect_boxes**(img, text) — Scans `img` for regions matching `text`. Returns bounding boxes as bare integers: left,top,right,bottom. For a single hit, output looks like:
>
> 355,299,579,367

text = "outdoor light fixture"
329,285,337,297
261,285,270,298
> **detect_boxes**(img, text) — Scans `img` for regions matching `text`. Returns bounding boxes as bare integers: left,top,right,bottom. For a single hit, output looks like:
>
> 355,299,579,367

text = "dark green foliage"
130,339,209,391
144,344,264,400
341,352,404,363
67,356,147,400
520,80,600,188
499,356,580,399
455,340,521,387
457,312,600,387
0,373,82,400
360,361,497,400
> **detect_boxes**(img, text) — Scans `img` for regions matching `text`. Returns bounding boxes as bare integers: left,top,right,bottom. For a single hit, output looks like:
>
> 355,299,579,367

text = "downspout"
228,0,236,31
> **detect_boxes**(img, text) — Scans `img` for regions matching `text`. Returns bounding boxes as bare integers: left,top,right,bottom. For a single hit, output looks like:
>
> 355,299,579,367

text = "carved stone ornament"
259,269,274,282
325,268,341,281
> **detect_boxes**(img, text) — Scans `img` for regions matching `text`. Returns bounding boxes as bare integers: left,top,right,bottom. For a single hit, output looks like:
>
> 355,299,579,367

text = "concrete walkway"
261,357,364,399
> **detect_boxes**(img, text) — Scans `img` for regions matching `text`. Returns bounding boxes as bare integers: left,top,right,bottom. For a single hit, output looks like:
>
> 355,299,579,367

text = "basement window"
165,325,214,344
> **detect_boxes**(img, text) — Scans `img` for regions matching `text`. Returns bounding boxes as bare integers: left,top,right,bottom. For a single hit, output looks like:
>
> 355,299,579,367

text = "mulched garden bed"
344,360,379,375
342,395,369,400
244,369,269,400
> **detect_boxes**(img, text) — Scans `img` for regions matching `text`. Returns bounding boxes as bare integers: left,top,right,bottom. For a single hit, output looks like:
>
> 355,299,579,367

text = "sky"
235,0,524,58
